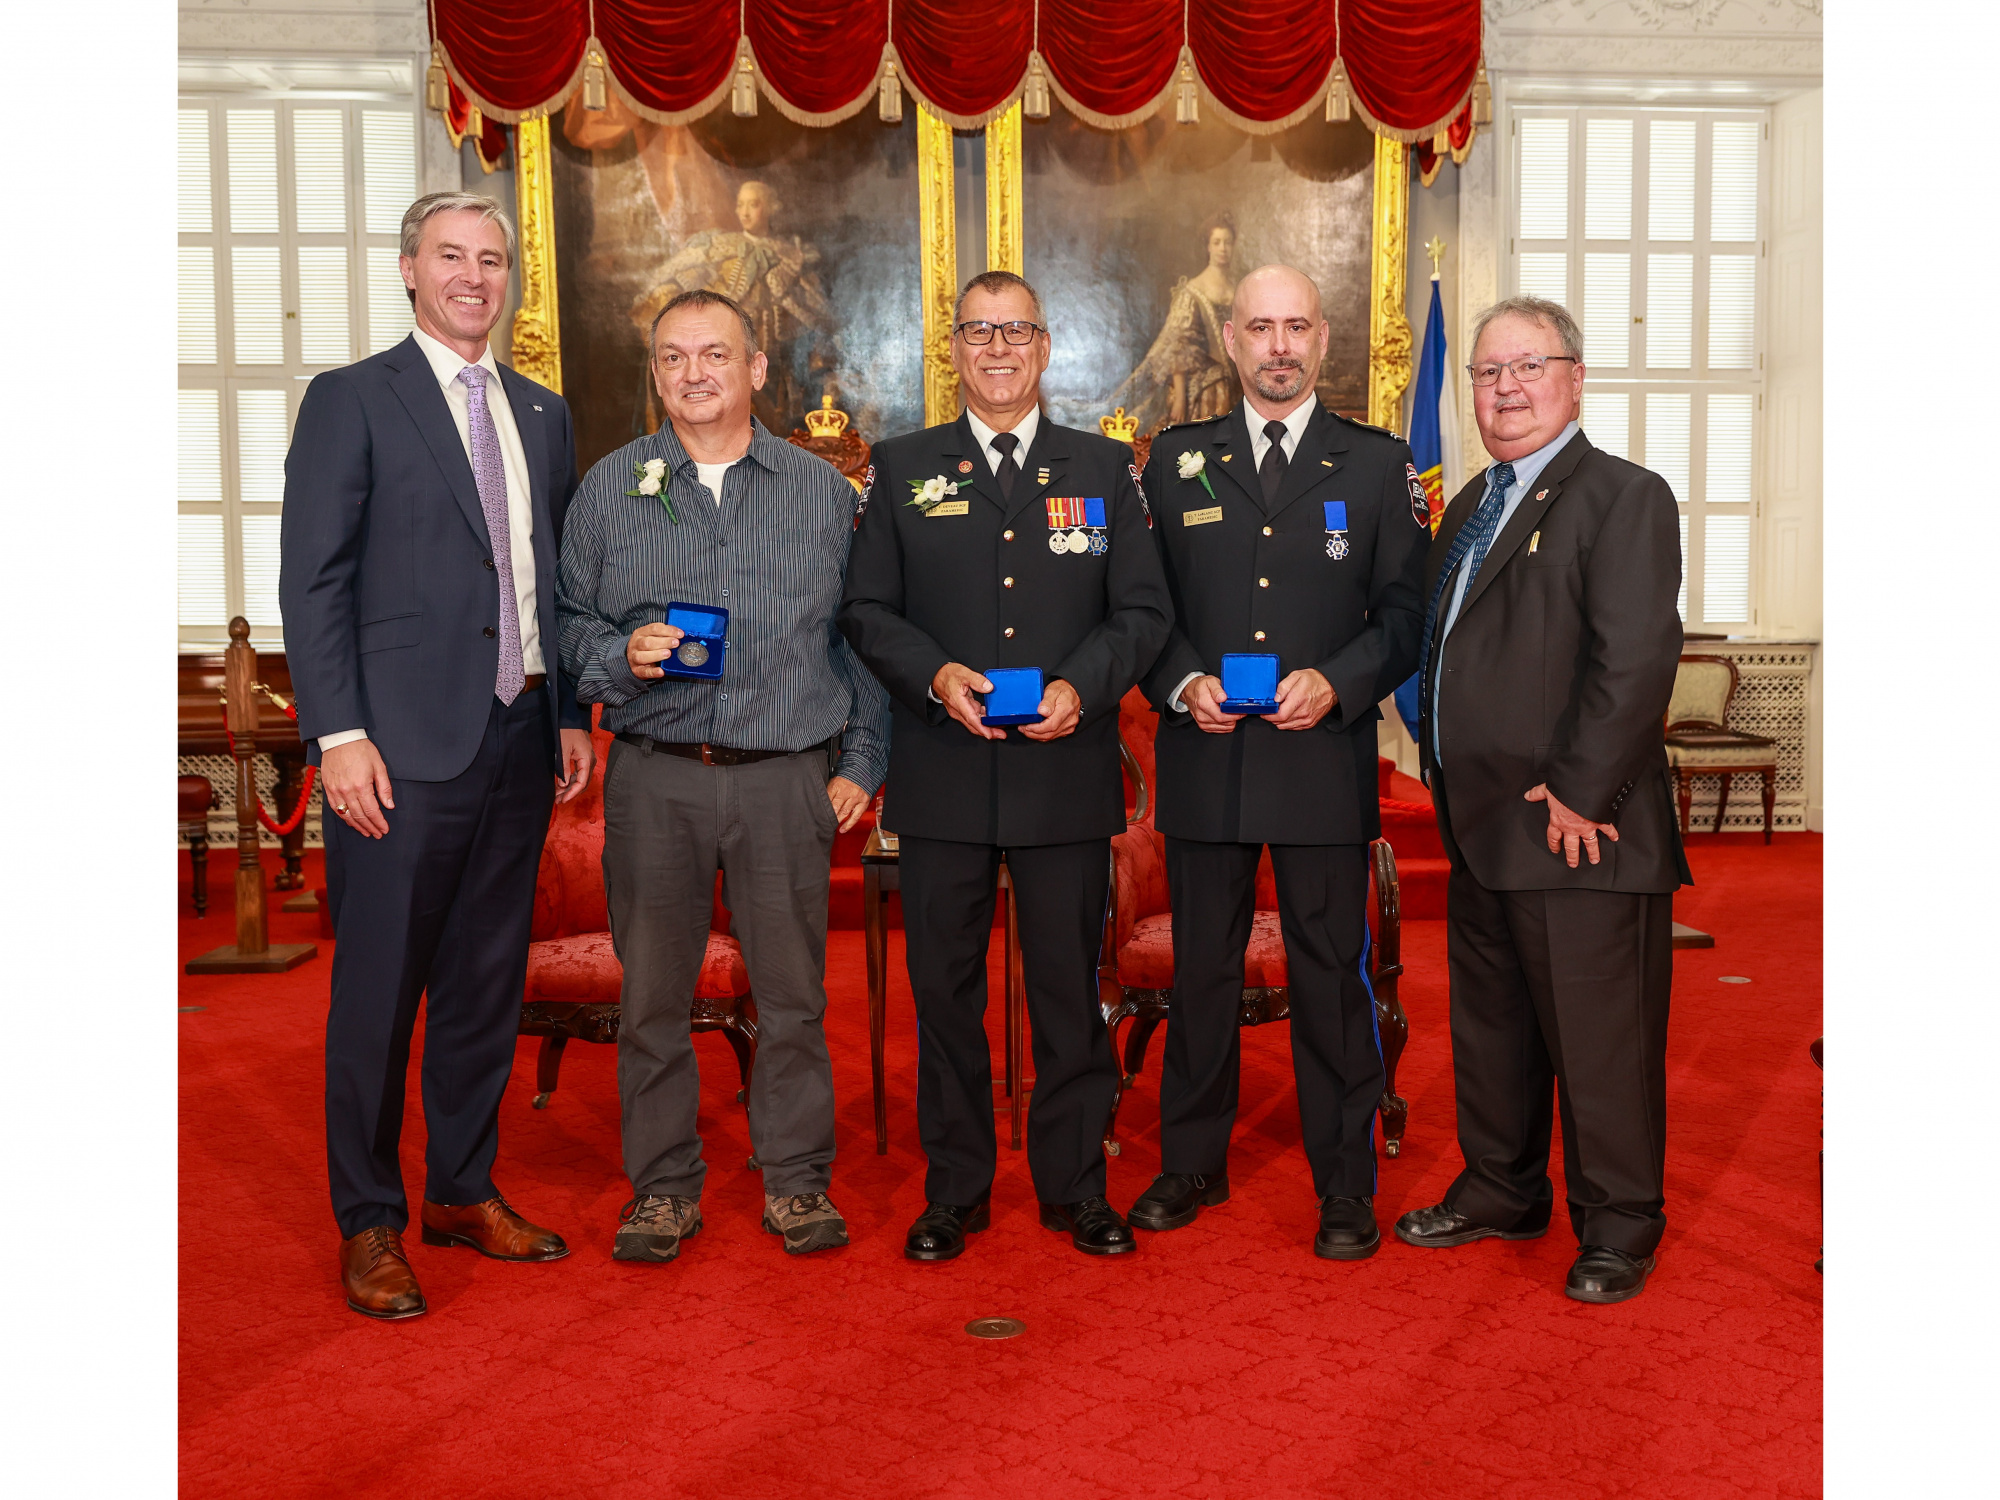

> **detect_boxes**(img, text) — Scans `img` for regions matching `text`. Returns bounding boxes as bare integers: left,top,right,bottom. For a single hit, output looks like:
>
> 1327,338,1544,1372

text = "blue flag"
1394,278,1456,740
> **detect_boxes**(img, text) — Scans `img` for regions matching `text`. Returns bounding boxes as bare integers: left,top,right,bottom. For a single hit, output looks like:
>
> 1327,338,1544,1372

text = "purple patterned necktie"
456,364,525,705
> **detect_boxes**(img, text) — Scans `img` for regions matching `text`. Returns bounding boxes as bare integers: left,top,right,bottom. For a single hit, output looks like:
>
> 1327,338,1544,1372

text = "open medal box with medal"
657,602,726,681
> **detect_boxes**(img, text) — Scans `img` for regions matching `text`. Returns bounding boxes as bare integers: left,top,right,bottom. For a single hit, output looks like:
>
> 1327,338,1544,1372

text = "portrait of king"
629,179,834,434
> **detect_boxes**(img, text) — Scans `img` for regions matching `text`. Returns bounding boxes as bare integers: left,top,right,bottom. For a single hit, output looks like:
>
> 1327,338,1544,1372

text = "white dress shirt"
964,404,1041,476
1167,395,1318,713
320,326,543,751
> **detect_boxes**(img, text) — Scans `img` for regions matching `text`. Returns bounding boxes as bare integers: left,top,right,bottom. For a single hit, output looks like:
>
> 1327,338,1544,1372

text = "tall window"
1510,106,1766,631
178,92,419,649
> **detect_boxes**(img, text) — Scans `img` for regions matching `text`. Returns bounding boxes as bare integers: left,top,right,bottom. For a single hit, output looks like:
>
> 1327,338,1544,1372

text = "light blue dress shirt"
1431,419,1580,759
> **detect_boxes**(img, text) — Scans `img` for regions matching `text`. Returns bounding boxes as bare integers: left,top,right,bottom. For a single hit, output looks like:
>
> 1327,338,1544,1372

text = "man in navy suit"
280,192,594,1320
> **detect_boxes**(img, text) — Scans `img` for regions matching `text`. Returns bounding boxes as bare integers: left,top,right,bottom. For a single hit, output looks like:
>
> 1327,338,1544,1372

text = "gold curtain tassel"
731,42,757,117
467,104,484,141
1174,52,1199,126
1325,59,1351,123
1471,62,1492,127
583,45,607,112
879,54,904,123
426,45,449,114
1023,52,1051,119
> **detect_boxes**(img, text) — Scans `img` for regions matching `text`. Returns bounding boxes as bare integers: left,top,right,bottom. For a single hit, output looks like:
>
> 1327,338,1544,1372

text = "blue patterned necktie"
1418,461,1516,714
457,364,526,705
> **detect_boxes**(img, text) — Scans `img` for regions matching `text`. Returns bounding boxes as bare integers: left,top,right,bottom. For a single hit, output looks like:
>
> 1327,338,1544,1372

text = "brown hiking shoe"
613,1195,701,1263
762,1192,849,1255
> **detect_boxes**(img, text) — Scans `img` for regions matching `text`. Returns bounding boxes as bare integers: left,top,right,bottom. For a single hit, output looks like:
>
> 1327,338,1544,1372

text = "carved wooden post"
186,618,318,974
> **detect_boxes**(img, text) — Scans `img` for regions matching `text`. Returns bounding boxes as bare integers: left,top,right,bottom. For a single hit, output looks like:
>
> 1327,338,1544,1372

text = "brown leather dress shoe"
420,1196,569,1262
340,1226,426,1320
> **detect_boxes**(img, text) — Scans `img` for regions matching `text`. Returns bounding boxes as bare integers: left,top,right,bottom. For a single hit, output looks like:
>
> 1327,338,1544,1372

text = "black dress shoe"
1394,1201,1549,1249
903,1197,991,1262
1038,1196,1136,1256
1313,1195,1380,1260
1566,1245,1656,1304
1127,1172,1230,1231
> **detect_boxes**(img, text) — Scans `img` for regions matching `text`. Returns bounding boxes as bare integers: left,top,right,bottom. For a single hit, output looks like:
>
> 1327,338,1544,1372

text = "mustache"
1257,358,1305,373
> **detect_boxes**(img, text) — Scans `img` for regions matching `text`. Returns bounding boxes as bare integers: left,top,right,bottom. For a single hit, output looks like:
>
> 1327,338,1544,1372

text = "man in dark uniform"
1129,264,1429,1259
839,271,1172,1260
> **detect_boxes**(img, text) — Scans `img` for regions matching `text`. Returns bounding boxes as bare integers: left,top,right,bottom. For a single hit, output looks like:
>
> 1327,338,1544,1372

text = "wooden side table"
860,827,1027,1154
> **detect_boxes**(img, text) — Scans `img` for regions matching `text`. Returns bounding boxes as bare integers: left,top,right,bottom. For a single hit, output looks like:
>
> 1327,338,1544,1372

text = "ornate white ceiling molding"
179,0,427,55
1487,0,1821,30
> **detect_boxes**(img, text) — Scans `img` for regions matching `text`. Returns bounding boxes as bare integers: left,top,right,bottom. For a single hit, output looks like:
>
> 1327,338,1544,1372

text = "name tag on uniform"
926,500,969,517
1183,506,1223,527
1324,500,1350,560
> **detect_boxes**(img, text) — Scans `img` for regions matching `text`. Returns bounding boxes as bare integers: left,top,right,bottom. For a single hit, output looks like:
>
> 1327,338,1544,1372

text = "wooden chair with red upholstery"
518,716,759,1109
1098,689,1410,1157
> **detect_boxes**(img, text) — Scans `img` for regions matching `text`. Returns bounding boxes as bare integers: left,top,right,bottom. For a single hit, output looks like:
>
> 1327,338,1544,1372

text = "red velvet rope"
220,690,318,838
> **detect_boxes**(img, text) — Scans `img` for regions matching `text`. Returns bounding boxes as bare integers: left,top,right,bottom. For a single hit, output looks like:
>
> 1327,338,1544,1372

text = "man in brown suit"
1393,296,1690,1304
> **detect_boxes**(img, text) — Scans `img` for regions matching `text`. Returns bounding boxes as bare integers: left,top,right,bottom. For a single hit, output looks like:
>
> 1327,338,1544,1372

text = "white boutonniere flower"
906,474,961,512
626,456,678,522
1178,449,1217,500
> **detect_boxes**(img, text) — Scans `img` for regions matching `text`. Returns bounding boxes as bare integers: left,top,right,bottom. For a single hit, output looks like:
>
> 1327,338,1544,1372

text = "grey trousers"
601,737,839,1201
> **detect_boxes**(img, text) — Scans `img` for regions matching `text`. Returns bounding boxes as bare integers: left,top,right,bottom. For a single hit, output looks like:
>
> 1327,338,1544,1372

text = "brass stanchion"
186,618,319,975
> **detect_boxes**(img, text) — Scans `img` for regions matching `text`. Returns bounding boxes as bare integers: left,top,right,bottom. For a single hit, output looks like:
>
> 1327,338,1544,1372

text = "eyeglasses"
1466,355,1577,387
954,319,1046,346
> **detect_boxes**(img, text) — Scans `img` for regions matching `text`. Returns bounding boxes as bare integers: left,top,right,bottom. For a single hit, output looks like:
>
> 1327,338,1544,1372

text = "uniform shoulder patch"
1404,461,1431,530
1128,462,1152,526
1154,413,1225,437
855,463,876,528
1334,411,1401,441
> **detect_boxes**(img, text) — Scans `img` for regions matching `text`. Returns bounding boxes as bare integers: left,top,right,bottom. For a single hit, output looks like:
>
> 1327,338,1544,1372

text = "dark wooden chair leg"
720,1018,756,1106
863,862,888,1153
1713,772,1733,834
1122,1014,1163,1084
1762,768,1775,844
274,755,307,890
1676,768,1692,834
532,1035,567,1108
1374,983,1410,1158
188,832,209,917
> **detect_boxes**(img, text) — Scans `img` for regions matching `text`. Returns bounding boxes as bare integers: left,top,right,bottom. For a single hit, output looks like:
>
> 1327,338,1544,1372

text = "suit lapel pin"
957,460,974,474
1536,489,1547,500
1219,453,1233,462
533,404,543,411
1037,467,1050,485
1529,530,1541,554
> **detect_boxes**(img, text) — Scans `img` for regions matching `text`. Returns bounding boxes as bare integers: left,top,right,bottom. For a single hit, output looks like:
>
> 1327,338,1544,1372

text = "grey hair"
650,288,760,357
1471,296,1583,362
399,191,518,264
953,270,1046,327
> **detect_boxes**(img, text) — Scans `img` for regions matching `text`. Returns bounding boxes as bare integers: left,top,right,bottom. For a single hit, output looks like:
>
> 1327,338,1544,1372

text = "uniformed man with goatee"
1130,264,1429,1259
839,271,1172,1260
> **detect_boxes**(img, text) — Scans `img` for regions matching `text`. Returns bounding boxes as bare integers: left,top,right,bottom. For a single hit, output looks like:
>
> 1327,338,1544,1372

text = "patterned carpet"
179,834,1821,1497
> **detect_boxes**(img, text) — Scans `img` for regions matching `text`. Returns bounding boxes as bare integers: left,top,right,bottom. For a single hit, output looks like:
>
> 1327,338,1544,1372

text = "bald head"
1224,264,1330,417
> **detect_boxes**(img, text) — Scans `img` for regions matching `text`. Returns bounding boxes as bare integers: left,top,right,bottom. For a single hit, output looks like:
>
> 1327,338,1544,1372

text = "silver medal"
1066,528,1090,555
676,640,710,667
1326,533,1349,560
1049,530,1068,554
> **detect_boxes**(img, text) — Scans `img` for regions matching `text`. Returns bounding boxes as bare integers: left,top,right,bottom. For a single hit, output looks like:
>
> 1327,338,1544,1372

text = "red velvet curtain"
433,0,1481,137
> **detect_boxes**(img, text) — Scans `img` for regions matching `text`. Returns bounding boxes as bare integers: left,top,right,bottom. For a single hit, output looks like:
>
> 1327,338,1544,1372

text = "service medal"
1326,534,1349,560
1066,529,1090,554
676,640,710,667
1088,531,1108,556
1049,530,1069,554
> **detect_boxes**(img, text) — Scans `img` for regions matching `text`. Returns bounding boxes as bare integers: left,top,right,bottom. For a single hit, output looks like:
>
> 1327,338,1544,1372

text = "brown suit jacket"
1419,429,1691,894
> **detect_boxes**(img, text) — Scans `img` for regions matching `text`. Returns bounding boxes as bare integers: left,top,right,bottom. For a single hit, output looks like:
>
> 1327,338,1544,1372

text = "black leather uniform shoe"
1565,1245,1656,1304
1393,1201,1549,1249
1127,1172,1230,1231
1313,1195,1381,1260
1038,1196,1136,1256
903,1197,991,1262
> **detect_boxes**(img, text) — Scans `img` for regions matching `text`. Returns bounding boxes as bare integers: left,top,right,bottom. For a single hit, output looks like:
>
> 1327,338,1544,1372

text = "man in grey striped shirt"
556,289,889,1262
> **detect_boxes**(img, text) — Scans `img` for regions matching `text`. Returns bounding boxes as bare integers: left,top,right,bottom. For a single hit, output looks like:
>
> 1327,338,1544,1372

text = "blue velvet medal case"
1218,653,1280,714
979,667,1045,726
657,602,727,682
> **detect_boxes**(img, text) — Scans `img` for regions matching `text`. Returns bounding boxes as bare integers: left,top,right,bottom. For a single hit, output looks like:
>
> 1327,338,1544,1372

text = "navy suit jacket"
279,334,586,783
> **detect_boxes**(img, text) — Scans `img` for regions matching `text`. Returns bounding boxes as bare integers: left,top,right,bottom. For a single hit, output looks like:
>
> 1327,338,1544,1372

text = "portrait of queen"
1108,212,1241,437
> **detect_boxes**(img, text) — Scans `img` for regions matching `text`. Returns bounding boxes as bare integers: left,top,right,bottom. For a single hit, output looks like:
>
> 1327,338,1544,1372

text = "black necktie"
991,431,1020,503
1259,419,1288,505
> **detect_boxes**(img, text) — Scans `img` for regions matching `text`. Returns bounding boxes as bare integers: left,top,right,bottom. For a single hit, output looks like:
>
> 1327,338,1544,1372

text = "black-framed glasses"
954,319,1046,345
1466,355,1577,387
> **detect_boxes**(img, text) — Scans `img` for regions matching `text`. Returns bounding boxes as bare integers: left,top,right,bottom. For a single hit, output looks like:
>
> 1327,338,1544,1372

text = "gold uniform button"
1254,631,1267,641
1003,577,1015,588
1003,530,1014,541
1258,577,1270,588
1004,627,1015,638
1262,526,1273,536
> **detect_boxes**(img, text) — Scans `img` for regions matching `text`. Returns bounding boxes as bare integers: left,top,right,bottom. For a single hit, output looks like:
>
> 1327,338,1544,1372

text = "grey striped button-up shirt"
557,419,890,794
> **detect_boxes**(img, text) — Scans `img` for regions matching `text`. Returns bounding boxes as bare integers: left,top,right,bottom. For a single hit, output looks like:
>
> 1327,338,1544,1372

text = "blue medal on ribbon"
1324,499,1350,559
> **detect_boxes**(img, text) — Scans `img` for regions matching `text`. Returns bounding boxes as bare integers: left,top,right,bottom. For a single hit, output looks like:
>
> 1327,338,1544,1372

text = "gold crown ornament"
804,394,851,439
1099,407,1139,444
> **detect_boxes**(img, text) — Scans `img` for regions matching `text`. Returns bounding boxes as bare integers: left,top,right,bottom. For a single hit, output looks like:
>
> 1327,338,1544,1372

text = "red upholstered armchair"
518,718,759,1109
1098,690,1410,1156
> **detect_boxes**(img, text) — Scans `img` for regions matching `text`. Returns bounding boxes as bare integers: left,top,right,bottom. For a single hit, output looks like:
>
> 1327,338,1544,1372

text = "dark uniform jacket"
839,412,1172,846
1419,429,1691,894
1137,400,1429,846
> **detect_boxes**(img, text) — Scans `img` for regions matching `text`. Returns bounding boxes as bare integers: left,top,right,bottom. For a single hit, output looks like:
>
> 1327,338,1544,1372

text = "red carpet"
180,834,1821,1497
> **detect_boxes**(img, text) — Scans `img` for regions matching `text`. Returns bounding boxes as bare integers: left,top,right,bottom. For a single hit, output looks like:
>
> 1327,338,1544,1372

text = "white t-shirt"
696,459,734,506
